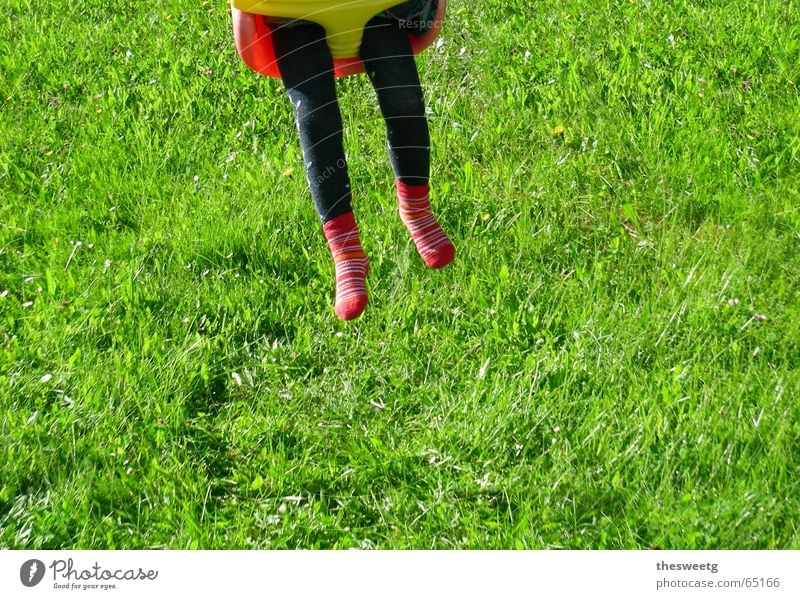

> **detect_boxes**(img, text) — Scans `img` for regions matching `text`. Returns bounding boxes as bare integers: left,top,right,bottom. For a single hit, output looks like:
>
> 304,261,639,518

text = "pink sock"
396,181,455,269
322,212,369,321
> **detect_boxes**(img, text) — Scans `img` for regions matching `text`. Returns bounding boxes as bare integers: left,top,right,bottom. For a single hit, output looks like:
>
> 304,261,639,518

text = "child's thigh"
360,16,414,62
271,21,334,84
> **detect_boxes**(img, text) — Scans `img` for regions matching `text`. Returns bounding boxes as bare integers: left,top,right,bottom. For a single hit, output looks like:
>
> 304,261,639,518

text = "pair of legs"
272,16,454,320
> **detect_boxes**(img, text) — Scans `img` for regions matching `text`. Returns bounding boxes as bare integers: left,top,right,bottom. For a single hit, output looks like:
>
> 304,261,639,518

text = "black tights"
272,17,430,223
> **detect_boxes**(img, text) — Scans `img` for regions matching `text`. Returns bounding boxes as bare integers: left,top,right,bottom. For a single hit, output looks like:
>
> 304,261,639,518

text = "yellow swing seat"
231,0,445,78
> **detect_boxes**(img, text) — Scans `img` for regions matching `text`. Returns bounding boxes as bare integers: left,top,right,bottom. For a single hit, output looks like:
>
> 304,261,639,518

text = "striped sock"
322,211,369,321
396,181,455,269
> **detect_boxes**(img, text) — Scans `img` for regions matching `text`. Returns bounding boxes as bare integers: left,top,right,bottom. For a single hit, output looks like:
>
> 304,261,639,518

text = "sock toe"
424,240,455,269
335,294,368,320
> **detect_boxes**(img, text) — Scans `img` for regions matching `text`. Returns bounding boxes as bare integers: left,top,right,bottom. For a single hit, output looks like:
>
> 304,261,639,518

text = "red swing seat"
231,0,446,79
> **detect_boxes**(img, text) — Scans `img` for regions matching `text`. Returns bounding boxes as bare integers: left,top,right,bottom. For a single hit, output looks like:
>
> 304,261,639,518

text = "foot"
396,181,455,269
322,212,369,320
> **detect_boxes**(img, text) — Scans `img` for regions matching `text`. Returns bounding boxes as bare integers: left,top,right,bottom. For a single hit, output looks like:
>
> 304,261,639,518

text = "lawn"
1,0,798,549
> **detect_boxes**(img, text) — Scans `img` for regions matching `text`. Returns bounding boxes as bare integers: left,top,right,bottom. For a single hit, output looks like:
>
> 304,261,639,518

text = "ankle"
396,180,430,202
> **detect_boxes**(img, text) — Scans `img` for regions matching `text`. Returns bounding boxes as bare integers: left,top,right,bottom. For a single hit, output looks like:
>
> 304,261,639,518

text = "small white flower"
231,372,242,386
40,373,53,383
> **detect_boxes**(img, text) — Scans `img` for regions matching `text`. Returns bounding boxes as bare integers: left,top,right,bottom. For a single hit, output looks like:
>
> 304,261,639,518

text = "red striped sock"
396,181,455,269
322,211,369,321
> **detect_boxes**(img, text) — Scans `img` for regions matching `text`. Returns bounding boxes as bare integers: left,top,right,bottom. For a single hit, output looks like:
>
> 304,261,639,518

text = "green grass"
1,0,799,549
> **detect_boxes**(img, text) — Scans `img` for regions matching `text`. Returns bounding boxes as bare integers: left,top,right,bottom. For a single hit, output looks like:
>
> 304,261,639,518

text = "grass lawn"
1,0,799,549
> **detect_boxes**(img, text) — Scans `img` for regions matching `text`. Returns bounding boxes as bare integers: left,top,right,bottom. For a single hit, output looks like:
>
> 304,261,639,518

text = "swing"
231,0,445,78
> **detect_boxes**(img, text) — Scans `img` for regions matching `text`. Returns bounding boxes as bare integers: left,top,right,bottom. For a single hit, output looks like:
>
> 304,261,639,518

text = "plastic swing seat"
231,0,445,78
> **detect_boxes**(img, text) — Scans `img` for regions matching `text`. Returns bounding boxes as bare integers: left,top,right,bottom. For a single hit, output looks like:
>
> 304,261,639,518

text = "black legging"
272,16,430,223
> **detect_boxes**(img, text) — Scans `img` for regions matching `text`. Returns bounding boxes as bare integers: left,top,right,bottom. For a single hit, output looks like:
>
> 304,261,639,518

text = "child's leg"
360,17,429,187
273,22,353,222
272,22,368,320
360,17,454,268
